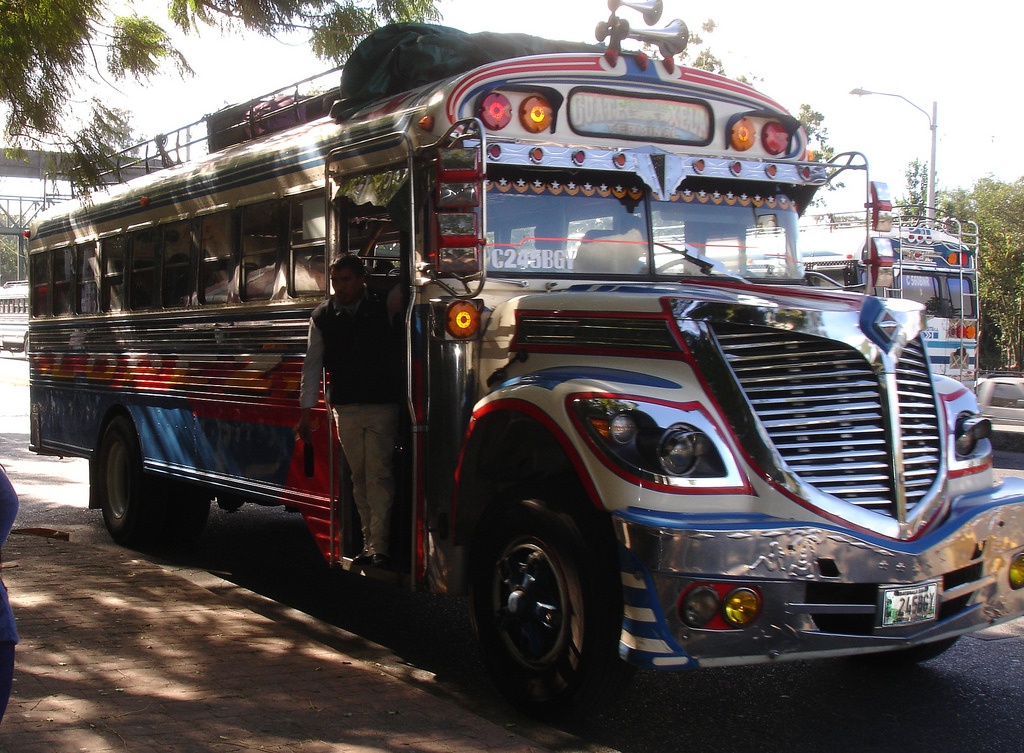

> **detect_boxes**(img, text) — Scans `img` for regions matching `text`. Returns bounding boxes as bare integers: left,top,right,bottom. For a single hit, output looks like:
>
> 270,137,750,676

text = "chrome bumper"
612,479,1024,669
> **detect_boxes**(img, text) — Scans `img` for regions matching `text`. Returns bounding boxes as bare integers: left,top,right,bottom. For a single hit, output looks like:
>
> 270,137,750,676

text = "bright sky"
4,0,1017,213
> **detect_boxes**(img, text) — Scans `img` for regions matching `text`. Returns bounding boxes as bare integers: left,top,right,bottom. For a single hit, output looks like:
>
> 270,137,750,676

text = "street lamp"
850,87,938,220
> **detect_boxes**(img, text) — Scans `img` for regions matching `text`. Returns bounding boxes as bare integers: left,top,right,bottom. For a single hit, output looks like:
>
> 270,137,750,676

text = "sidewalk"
0,532,556,753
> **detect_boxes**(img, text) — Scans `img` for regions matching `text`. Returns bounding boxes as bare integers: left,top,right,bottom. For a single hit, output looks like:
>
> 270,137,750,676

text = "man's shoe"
370,553,390,568
352,550,374,565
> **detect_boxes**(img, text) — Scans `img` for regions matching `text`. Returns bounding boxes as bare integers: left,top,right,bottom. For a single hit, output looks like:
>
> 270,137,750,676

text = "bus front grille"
711,326,942,522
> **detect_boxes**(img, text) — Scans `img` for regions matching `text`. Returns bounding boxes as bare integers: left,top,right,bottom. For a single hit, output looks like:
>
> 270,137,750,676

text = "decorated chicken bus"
803,208,980,386
25,5,1024,717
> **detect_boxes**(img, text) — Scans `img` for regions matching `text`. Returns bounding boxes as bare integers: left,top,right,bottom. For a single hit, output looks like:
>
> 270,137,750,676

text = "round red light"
761,121,789,155
479,93,512,130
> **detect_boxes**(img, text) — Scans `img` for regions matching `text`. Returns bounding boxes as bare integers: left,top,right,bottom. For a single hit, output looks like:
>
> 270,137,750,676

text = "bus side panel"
29,311,333,511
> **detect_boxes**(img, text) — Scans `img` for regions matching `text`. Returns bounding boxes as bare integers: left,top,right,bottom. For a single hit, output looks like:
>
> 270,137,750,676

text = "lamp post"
850,88,938,220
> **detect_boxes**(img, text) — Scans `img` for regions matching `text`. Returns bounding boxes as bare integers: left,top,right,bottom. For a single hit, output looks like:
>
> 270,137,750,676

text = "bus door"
325,134,416,576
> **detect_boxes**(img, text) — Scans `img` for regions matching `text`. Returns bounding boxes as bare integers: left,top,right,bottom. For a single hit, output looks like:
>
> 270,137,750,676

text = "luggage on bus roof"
332,23,600,120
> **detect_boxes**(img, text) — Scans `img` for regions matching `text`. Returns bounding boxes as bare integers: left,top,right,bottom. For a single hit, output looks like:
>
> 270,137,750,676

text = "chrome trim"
613,489,1024,667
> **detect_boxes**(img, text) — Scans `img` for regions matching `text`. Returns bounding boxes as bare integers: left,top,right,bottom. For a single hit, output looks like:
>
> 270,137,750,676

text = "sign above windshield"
568,89,713,145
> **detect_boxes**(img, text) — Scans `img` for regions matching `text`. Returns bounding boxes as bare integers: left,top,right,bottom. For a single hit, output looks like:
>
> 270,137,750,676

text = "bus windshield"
485,172,802,280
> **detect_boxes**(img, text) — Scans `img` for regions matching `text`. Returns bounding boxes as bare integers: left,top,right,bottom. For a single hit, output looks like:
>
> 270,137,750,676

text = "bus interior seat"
574,228,644,274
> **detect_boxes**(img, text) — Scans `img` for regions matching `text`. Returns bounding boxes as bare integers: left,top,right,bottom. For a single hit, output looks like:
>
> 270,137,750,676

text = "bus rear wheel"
96,416,166,547
468,497,632,719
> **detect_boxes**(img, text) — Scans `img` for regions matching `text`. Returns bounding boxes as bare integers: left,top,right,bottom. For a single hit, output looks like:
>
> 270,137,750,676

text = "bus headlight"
655,427,704,476
571,397,738,486
682,586,719,627
955,412,991,458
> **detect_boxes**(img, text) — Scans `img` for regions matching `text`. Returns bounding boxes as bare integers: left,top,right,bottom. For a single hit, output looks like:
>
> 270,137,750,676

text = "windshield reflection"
484,173,802,280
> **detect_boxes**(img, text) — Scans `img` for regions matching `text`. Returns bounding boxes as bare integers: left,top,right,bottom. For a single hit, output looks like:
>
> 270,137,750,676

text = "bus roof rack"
205,67,343,152
103,25,599,184
101,68,344,185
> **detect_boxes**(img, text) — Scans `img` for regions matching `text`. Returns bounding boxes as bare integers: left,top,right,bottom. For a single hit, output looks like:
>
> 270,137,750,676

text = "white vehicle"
0,280,28,354
804,209,979,386
977,374,1024,425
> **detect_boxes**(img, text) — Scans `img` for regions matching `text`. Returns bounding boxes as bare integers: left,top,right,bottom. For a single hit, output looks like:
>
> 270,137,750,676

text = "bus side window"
948,275,976,317
899,272,939,309
77,242,99,314
130,228,160,310
241,200,286,301
290,194,326,296
162,220,195,307
30,252,50,317
53,247,74,316
102,236,126,312
199,212,236,305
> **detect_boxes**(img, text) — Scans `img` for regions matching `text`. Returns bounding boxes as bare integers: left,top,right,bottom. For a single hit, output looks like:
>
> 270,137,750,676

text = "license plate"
881,582,938,626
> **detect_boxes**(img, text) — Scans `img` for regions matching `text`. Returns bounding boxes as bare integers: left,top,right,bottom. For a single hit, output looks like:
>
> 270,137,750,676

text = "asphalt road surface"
3,352,1023,753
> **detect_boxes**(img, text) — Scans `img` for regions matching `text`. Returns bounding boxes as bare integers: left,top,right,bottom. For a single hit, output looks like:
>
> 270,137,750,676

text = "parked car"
977,373,1024,424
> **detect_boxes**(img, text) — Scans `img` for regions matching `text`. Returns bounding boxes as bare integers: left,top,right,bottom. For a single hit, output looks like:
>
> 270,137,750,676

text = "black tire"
469,497,633,719
95,416,167,547
853,636,960,667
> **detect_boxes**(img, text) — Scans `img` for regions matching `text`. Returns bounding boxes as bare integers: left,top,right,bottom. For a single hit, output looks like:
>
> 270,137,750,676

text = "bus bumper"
612,479,1024,669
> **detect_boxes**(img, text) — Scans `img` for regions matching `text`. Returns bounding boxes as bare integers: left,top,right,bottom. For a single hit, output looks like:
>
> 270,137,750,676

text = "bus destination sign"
569,90,712,144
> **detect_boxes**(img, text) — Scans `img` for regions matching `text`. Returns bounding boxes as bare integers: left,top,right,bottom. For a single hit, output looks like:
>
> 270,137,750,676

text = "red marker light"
479,93,512,130
761,121,789,155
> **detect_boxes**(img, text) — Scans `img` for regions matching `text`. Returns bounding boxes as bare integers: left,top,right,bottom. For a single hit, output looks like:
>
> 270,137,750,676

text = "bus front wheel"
96,416,166,547
468,497,632,719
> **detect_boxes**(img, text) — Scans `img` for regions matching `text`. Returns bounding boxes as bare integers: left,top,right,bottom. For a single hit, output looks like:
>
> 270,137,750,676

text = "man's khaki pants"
331,403,399,557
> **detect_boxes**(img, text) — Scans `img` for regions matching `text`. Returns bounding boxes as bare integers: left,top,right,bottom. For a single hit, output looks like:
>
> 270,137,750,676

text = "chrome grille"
712,326,941,520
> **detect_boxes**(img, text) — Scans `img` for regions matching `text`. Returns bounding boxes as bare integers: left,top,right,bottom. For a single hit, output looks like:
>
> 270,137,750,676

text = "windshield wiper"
652,242,745,281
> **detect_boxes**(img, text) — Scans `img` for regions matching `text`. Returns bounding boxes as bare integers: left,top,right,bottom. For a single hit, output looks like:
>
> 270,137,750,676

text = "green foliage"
682,19,724,74
0,0,101,141
900,158,928,207
942,177,1024,368
1,0,439,191
109,15,192,79
797,104,833,163
0,236,21,283
166,0,440,60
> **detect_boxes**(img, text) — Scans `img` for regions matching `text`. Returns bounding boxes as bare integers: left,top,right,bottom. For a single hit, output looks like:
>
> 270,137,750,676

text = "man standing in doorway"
297,254,399,567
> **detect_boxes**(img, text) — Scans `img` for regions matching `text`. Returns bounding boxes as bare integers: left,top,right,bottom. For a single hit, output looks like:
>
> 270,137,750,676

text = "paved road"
4,352,1024,753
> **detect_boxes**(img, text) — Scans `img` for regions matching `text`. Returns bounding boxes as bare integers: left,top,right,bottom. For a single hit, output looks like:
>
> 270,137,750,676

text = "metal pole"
927,100,938,221
850,89,937,219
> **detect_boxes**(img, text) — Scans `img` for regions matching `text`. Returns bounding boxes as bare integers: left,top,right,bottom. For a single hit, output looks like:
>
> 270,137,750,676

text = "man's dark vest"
312,294,397,405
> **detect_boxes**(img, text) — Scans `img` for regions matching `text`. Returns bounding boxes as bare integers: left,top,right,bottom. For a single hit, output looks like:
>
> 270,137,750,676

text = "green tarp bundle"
334,23,600,119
